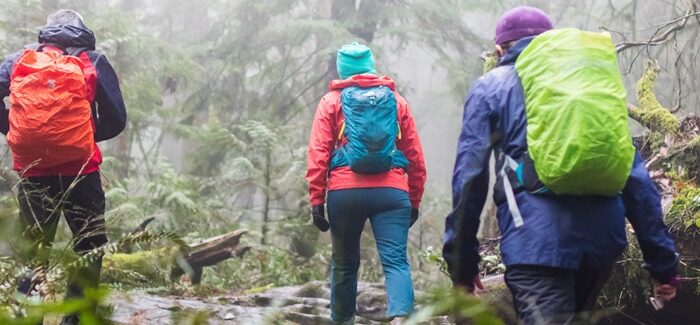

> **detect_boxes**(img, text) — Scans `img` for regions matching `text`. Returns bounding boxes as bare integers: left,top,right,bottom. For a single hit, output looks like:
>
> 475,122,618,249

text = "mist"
0,0,698,324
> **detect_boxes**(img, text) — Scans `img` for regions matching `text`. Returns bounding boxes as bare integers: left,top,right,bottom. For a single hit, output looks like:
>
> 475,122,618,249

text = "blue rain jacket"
443,37,678,286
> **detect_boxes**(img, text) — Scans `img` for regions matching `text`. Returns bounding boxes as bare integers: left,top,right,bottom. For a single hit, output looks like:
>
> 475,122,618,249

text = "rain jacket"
306,74,426,208
443,37,678,286
0,24,126,176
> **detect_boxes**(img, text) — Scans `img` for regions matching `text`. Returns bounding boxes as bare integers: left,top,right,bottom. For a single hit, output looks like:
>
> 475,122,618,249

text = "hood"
499,36,535,66
329,74,396,91
38,25,96,50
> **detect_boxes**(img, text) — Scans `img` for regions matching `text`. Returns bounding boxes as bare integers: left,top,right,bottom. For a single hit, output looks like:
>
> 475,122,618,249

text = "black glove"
312,205,329,232
410,208,419,227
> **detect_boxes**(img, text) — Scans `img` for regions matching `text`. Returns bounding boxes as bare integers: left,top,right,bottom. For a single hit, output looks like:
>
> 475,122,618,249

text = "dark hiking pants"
505,264,614,325
16,171,107,325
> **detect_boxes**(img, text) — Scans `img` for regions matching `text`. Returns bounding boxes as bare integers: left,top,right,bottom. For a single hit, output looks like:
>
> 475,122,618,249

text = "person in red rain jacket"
306,42,426,324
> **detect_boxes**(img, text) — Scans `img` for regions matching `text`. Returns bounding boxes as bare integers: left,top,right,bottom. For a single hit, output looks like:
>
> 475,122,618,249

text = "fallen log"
103,229,250,287
170,229,250,284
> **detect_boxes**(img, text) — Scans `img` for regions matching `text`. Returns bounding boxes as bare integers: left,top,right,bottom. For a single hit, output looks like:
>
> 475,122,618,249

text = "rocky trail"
109,282,452,325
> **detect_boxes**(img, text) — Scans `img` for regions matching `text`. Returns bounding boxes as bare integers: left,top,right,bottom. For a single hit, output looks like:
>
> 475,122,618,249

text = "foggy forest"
0,0,699,324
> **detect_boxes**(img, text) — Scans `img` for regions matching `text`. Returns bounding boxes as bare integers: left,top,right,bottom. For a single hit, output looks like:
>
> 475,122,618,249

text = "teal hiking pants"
327,187,414,322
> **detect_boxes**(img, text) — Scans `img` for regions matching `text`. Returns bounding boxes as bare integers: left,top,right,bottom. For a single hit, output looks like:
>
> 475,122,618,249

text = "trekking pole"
649,296,664,311
649,276,694,311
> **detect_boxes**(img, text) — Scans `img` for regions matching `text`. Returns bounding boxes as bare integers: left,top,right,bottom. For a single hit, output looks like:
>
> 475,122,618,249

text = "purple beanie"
495,6,553,45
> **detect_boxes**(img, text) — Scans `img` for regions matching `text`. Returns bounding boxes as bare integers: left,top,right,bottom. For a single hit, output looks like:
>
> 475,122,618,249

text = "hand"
409,208,419,227
652,279,677,302
312,205,329,232
457,276,484,295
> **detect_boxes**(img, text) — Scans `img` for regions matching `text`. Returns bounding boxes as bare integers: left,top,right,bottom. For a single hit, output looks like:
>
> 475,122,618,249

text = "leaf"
106,202,142,217
243,283,274,295
164,191,198,212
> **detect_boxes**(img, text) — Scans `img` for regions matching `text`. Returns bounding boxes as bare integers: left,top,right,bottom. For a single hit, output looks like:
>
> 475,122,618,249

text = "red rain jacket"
306,74,427,208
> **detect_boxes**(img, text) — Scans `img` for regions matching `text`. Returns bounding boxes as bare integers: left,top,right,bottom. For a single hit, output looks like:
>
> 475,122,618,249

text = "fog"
0,0,697,307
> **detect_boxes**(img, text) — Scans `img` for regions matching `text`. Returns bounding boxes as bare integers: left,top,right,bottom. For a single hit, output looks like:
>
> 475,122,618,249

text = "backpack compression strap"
337,120,402,140
499,153,524,228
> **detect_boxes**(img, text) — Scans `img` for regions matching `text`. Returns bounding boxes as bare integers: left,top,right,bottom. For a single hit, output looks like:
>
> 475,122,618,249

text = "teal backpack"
330,86,408,174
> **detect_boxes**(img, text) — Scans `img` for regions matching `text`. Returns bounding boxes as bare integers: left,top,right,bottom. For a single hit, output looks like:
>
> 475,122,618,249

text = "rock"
109,283,386,324
356,283,389,321
108,279,509,324
293,280,329,298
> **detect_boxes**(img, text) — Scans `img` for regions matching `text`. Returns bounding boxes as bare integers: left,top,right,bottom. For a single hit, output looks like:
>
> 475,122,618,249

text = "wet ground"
109,281,451,324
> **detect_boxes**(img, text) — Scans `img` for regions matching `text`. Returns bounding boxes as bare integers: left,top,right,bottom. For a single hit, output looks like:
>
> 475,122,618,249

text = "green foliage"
666,186,700,234
483,51,499,74
104,159,225,238
0,288,109,325
667,135,700,182
601,183,700,312
0,223,187,318
220,245,329,289
0,3,491,296
102,249,174,287
481,253,506,276
422,246,450,278
0,0,44,54
599,228,650,310
0,2,697,323
646,131,667,155
407,286,504,325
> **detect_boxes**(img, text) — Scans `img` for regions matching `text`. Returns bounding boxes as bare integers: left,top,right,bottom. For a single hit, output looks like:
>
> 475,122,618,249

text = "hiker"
443,6,678,324
0,9,126,325
306,42,426,324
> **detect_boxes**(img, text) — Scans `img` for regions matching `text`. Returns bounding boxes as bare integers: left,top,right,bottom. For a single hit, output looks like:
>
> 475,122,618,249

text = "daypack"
513,28,635,196
330,85,408,174
8,47,95,169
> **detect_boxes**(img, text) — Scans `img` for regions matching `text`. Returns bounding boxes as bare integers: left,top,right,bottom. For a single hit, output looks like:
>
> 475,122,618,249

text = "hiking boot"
16,267,46,297
60,314,79,325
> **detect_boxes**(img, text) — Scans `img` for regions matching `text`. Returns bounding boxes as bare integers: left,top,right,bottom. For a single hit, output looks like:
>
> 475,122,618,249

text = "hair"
46,9,86,27
498,40,517,51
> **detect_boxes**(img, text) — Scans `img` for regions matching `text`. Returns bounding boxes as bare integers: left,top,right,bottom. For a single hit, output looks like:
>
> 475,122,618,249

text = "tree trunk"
261,148,272,245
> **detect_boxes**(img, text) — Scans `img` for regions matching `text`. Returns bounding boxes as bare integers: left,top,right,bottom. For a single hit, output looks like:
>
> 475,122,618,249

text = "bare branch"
671,44,684,113
614,11,700,53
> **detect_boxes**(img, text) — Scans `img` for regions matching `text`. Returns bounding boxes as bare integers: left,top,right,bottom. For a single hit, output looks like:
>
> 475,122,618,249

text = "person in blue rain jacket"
443,6,678,324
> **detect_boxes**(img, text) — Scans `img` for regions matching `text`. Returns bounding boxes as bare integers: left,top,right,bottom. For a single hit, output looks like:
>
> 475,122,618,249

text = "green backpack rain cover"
515,28,635,196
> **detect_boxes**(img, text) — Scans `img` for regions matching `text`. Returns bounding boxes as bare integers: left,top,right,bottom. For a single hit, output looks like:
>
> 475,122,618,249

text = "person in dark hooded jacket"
0,9,126,325
443,6,678,324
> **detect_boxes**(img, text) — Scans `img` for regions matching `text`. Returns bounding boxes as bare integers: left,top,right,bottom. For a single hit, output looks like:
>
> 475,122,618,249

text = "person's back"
1,9,126,174
444,6,678,324
0,9,126,325
306,42,426,323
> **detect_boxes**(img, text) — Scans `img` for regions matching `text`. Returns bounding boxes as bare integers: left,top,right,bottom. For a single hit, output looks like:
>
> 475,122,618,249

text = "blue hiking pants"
327,187,414,322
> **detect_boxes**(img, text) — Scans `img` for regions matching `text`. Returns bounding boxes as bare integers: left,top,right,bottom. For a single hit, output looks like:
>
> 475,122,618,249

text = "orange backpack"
8,48,95,169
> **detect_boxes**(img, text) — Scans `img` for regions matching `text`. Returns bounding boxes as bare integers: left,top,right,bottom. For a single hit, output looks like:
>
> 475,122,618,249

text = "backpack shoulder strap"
65,47,88,57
